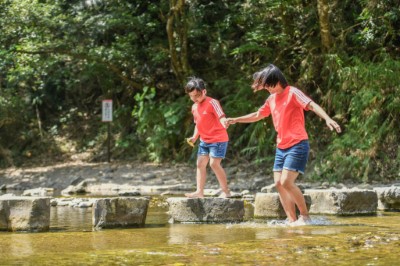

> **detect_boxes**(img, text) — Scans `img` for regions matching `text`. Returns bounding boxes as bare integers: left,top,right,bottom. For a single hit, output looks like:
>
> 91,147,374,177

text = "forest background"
0,0,399,184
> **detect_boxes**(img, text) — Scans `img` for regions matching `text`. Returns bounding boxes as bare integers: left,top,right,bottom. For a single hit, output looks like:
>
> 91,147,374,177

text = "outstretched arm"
225,111,265,126
308,102,341,133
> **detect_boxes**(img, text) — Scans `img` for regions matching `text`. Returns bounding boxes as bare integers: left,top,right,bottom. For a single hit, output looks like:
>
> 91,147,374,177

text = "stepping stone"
254,193,311,218
167,197,244,223
374,186,400,211
0,196,50,232
92,197,149,229
305,189,377,215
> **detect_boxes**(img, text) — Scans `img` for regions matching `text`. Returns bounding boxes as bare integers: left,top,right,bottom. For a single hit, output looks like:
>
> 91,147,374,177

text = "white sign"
102,99,113,122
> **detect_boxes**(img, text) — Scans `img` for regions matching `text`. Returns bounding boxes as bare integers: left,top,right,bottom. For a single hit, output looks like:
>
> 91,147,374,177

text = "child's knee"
197,156,209,167
209,159,221,169
280,178,295,189
197,161,207,169
274,180,283,189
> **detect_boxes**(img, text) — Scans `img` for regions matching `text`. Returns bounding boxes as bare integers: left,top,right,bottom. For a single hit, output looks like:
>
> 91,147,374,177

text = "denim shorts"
273,140,309,174
198,140,228,158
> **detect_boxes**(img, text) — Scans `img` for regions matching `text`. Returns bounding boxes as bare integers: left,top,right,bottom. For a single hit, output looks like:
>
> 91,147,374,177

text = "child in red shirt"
226,64,341,225
185,77,231,198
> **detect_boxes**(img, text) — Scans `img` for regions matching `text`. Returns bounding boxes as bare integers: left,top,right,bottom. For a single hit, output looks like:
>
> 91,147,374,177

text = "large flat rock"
167,197,245,223
0,196,50,232
92,197,149,229
305,189,377,215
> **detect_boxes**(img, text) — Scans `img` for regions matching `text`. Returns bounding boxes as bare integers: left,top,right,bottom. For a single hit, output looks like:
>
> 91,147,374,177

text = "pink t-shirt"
192,96,229,143
258,86,312,149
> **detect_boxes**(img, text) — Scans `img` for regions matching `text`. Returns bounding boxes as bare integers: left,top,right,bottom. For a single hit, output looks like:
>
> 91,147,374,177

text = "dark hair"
184,77,206,93
252,64,288,88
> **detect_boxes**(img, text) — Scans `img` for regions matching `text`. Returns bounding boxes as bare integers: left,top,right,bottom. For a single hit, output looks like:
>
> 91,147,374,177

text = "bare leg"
209,157,230,198
274,171,297,222
185,155,209,198
280,169,310,220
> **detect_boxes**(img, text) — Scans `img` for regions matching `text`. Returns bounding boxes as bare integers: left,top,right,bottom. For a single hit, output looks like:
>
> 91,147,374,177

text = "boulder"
92,197,149,229
306,189,377,215
23,187,54,197
0,196,50,232
167,197,245,223
61,180,88,195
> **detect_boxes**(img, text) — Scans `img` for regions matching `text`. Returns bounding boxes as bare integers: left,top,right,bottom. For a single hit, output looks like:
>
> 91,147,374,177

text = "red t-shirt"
192,96,229,143
258,86,312,149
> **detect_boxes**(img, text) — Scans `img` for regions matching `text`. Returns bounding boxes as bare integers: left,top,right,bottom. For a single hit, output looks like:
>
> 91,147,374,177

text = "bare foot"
288,215,312,227
299,215,311,222
218,191,231,198
185,192,204,198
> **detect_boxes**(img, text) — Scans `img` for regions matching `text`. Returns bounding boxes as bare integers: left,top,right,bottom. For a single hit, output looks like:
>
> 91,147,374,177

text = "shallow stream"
1,197,399,265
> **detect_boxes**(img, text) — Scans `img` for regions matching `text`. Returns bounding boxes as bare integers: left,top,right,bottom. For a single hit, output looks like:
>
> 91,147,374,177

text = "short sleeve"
291,87,312,110
258,99,271,117
209,99,225,118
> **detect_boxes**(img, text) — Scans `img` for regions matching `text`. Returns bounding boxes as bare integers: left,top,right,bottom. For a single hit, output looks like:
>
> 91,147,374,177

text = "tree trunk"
166,0,189,85
317,0,332,52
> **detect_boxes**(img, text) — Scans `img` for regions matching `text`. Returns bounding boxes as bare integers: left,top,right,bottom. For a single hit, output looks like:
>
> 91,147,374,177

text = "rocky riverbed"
0,160,392,198
0,161,271,195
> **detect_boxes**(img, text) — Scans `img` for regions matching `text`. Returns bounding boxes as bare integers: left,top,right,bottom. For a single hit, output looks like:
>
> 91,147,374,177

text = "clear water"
1,198,399,265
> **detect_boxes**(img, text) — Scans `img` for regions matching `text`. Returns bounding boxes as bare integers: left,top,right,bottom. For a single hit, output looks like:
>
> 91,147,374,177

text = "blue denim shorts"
273,140,309,174
198,140,228,158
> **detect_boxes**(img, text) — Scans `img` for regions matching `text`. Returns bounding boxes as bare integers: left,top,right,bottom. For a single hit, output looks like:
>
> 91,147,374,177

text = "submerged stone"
0,196,50,232
306,189,377,215
167,197,245,223
92,197,149,229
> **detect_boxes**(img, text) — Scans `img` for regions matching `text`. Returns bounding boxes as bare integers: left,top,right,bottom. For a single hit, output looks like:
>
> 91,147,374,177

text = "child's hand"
186,137,195,147
225,118,236,126
326,119,341,133
219,117,229,129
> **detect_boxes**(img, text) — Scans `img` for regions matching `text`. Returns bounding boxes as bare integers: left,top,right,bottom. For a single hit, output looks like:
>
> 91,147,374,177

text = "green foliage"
131,87,189,162
309,56,400,182
0,0,399,184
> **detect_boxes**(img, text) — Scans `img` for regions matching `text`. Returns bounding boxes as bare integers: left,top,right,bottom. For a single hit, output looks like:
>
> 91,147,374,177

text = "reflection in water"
255,228,286,239
50,206,92,231
90,230,108,250
10,234,33,257
224,217,343,239
0,202,400,265
168,223,263,244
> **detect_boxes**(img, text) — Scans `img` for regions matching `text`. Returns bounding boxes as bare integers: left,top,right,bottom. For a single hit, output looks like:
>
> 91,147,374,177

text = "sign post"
102,100,113,163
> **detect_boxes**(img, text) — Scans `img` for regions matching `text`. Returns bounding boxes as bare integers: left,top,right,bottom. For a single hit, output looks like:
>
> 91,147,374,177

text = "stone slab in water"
374,186,400,211
92,197,149,229
254,193,311,218
167,197,245,223
0,196,50,232
306,189,377,215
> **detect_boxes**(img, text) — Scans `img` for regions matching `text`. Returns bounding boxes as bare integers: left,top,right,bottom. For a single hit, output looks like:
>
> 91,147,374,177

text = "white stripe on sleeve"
292,87,311,106
210,99,224,117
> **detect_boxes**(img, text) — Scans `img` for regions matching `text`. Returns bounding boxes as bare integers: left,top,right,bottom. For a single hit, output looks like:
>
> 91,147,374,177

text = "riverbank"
0,160,395,196
0,160,271,194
